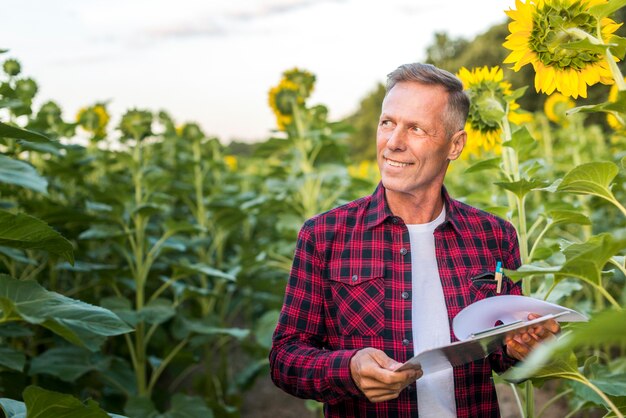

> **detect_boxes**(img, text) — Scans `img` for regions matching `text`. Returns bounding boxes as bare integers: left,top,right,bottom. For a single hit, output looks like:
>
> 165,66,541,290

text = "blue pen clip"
495,261,503,293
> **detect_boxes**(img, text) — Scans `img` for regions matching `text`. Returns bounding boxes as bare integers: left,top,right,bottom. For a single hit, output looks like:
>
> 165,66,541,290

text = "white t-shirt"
407,207,456,417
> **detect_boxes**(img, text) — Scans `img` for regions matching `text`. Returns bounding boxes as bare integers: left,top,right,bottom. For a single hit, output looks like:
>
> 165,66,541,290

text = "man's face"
376,81,465,198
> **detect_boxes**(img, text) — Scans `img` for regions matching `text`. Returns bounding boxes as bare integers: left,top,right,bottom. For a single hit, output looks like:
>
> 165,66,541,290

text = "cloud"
141,0,346,42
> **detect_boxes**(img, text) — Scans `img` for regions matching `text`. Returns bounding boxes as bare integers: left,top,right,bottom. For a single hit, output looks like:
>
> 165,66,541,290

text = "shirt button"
401,291,409,300
392,217,399,224
400,248,408,255
402,339,410,346
351,274,358,282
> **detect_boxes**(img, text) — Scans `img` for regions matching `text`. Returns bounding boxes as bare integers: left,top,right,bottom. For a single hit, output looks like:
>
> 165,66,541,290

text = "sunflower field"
1,0,626,417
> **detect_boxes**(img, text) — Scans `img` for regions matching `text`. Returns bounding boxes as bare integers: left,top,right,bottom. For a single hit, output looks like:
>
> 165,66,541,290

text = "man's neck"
385,187,444,224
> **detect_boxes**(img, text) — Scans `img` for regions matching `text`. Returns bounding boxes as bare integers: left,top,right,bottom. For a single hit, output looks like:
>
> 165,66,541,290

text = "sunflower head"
119,109,153,141
544,92,575,123
504,0,619,99
457,66,529,157
179,122,205,141
268,68,316,131
77,103,110,138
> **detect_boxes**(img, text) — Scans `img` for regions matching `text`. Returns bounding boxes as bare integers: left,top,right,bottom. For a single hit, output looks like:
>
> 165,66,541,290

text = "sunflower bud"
3,59,21,76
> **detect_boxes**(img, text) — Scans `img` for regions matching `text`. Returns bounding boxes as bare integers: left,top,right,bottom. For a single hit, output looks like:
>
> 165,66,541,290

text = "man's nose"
386,128,406,151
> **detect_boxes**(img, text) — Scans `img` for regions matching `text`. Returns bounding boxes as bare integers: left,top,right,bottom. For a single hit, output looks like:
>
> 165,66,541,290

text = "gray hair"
385,63,469,138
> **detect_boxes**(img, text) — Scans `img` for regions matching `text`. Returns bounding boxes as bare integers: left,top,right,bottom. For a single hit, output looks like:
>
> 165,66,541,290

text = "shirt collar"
364,182,463,234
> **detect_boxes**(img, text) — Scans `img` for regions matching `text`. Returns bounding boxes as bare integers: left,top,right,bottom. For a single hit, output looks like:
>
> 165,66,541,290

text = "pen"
495,261,503,294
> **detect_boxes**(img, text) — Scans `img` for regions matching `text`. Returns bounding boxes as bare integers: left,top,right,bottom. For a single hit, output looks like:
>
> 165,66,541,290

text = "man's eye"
411,126,426,135
380,120,392,128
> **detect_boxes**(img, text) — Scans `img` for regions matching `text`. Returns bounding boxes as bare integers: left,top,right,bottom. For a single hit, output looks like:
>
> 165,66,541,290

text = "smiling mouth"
385,157,413,167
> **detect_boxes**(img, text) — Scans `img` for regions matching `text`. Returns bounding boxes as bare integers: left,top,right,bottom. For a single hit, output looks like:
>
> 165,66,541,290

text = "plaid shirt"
270,184,522,417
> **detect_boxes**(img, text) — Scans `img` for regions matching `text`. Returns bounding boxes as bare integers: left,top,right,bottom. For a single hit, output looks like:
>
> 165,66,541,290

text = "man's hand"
504,313,561,361
349,347,422,403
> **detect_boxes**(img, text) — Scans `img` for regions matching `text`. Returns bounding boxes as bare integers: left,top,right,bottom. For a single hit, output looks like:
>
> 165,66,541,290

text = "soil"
241,374,570,418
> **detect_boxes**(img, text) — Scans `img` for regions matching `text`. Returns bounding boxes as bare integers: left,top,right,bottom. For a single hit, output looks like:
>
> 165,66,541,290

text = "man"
269,63,559,417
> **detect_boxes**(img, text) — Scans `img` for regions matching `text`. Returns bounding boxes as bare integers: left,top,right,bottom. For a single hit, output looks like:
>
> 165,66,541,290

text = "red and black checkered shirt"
270,183,522,417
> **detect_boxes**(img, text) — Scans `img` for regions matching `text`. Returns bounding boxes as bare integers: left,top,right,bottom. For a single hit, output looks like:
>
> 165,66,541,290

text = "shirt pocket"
467,270,514,302
329,262,386,336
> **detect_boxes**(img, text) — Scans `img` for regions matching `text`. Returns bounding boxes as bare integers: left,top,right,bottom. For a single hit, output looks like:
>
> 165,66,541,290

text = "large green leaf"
464,157,500,174
502,125,537,160
508,233,626,287
504,309,626,383
23,386,116,418
557,161,618,202
0,121,51,143
0,210,74,264
494,178,546,201
0,275,133,351
0,346,25,372
29,346,105,382
0,398,26,418
503,344,578,383
589,0,626,19
0,154,48,194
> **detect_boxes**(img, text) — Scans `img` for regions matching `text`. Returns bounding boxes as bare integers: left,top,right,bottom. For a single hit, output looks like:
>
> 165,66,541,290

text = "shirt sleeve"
269,221,362,403
489,221,523,373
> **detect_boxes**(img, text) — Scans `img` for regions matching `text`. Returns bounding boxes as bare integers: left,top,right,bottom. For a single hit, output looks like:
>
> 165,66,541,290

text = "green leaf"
557,161,619,202
568,91,626,115
0,346,25,371
78,225,126,240
609,35,626,60
162,394,214,418
138,298,175,325
23,386,112,418
502,126,537,160
464,157,500,174
0,154,48,194
254,310,279,350
29,346,104,382
562,38,608,55
507,233,626,287
0,121,51,143
494,178,546,201
567,309,626,348
0,210,74,264
173,316,249,341
124,397,159,418
503,344,578,384
547,210,591,227
0,398,26,418
0,322,34,337
589,0,626,19
174,262,236,282
100,296,138,327
0,275,133,351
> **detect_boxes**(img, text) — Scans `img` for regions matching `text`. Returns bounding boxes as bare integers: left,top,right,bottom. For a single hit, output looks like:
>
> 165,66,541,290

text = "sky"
1,0,516,143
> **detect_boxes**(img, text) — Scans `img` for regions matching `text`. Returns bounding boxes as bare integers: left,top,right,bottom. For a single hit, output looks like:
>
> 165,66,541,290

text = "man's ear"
448,130,466,161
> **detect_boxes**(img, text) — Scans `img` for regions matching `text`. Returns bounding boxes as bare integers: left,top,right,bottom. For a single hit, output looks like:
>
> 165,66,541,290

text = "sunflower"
268,68,316,131
457,66,531,158
544,92,575,123
606,78,626,131
503,0,620,99
76,104,110,138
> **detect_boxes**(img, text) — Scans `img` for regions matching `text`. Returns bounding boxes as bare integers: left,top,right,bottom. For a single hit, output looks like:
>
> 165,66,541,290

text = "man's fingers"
350,347,421,402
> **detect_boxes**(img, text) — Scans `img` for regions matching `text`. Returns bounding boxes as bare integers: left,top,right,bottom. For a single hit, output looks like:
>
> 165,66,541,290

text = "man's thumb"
371,349,401,371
